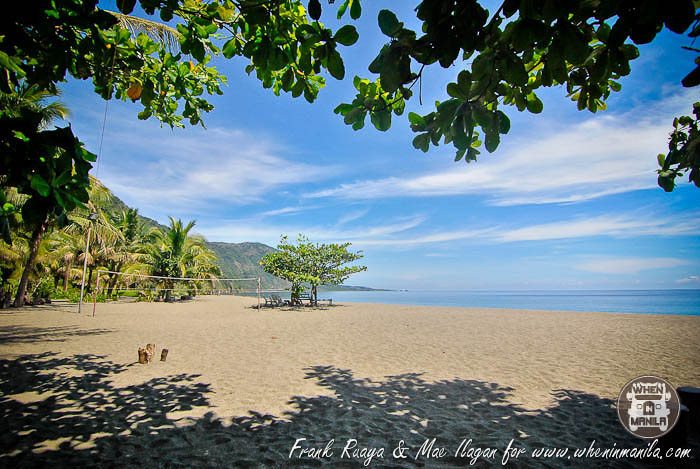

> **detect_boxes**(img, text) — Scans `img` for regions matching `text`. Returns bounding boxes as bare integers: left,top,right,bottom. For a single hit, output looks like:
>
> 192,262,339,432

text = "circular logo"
617,375,681,439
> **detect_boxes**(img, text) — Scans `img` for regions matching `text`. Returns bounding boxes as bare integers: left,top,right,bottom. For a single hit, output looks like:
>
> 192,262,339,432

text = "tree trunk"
63,259,72,292
312,284,318,306
86,266,94,293
14,216,48,307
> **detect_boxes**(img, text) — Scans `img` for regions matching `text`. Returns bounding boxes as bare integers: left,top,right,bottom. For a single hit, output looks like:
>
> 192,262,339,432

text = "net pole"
257,277,261,310
92,270,100,317
78,224,92,314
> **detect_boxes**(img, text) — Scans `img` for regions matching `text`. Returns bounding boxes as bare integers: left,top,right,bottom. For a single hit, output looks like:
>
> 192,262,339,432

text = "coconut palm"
101,208,151,296
143,217,220,300
61,178,122,294
0,82,70,128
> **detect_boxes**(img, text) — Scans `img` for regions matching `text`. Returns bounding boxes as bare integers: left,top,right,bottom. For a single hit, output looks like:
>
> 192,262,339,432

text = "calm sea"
316,289,700,316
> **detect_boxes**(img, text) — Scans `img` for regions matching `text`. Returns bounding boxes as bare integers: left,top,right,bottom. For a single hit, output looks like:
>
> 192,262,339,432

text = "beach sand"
1,296,698,467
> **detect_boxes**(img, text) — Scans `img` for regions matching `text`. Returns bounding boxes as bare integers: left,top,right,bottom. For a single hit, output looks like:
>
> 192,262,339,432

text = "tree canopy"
261,234,366,305
1,0,698,244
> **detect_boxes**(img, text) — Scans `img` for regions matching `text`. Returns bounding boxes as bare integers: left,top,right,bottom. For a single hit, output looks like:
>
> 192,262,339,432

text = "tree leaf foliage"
260,234,366,305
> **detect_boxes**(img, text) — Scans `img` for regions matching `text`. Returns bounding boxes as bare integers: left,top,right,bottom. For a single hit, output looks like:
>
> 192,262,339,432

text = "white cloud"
493,213,700,242
306,91,694,206
676,275,700,284
197,214,426,246
575,257,689,275
337,208,369,225
259,206,318,217
94,118,338,216
360,212,698,246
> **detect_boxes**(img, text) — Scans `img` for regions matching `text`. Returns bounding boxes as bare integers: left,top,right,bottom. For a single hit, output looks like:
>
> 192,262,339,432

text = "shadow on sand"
0,325,115,345
0,355,695,467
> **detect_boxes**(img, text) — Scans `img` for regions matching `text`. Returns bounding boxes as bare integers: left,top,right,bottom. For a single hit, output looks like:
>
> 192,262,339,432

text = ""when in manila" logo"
617,375,681,439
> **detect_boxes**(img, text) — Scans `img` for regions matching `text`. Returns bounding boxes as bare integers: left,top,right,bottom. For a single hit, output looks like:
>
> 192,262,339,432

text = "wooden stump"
146,343,155,363
160,349,169,362
138,347,148,364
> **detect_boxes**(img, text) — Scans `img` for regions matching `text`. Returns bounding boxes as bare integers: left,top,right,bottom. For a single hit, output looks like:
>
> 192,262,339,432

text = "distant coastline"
322,289,700,316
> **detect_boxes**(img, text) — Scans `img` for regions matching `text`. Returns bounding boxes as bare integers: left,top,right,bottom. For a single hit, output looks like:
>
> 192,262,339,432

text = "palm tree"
0,82,70,127
101,208,150,297
143,217,220,301
62,178,121,294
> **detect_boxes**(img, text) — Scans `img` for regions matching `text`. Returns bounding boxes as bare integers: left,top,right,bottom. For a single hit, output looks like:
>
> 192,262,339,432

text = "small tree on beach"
261,234,366,306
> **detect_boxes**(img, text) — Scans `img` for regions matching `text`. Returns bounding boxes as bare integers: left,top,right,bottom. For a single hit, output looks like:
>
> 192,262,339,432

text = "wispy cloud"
492,213,700,242
307,91,693,206
259,206,318,217
93,116,338,217
337,208,369,225
676,275,700,284
575,257,689,275
198,214,426,246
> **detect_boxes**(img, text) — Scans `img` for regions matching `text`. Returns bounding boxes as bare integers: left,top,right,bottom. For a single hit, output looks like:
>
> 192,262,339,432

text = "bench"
298,293,332,306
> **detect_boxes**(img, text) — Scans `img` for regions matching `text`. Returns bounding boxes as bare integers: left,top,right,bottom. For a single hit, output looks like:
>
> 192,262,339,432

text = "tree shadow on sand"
0,325,115,344
0,358,696,468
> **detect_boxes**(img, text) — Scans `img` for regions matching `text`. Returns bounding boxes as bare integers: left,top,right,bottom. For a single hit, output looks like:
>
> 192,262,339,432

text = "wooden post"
257,277,261,310
146,343,155,363
77,224,92,314
138,347,147,364
160,349,169,361
92,271,100,317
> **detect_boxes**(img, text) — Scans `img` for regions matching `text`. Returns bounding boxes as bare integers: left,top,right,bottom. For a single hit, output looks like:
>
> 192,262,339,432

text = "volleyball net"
90,270,261,315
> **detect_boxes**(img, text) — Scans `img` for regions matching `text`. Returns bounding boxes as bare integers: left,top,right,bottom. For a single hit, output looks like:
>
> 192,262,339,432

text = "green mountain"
205,241,289,290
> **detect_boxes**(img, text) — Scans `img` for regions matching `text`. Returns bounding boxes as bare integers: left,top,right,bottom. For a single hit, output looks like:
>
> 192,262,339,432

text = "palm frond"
106,11,182,52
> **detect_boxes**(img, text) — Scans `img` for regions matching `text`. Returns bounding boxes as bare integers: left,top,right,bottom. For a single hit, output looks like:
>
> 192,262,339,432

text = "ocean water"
316,289,700,316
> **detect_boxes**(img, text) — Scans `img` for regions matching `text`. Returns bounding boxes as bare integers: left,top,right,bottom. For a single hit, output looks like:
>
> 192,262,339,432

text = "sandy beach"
1,296,698,467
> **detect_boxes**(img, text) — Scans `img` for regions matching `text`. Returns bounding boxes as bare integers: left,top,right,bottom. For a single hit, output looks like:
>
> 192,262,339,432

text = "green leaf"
308,0,322,21
337,0,349,19
664,0,695,34
485,131,500,152
526,93,543,114
370,109,391,131
350,0,362,20
657,153,666,167
378,10,401,36
333,103,353,115
0,51,25,76
447,82,465,99
116,0,137,14
269,48,287,71
412,133,430,152
334,25,359,46
222,38,237,59
658,173,675,192
31,175,51,197
497,111,510,134
608,80,622,92
408,112,425,126
327,50,345,80
682,65,700,88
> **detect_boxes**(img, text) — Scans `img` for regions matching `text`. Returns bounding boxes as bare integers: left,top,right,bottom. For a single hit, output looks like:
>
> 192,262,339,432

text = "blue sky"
61,1,700,290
